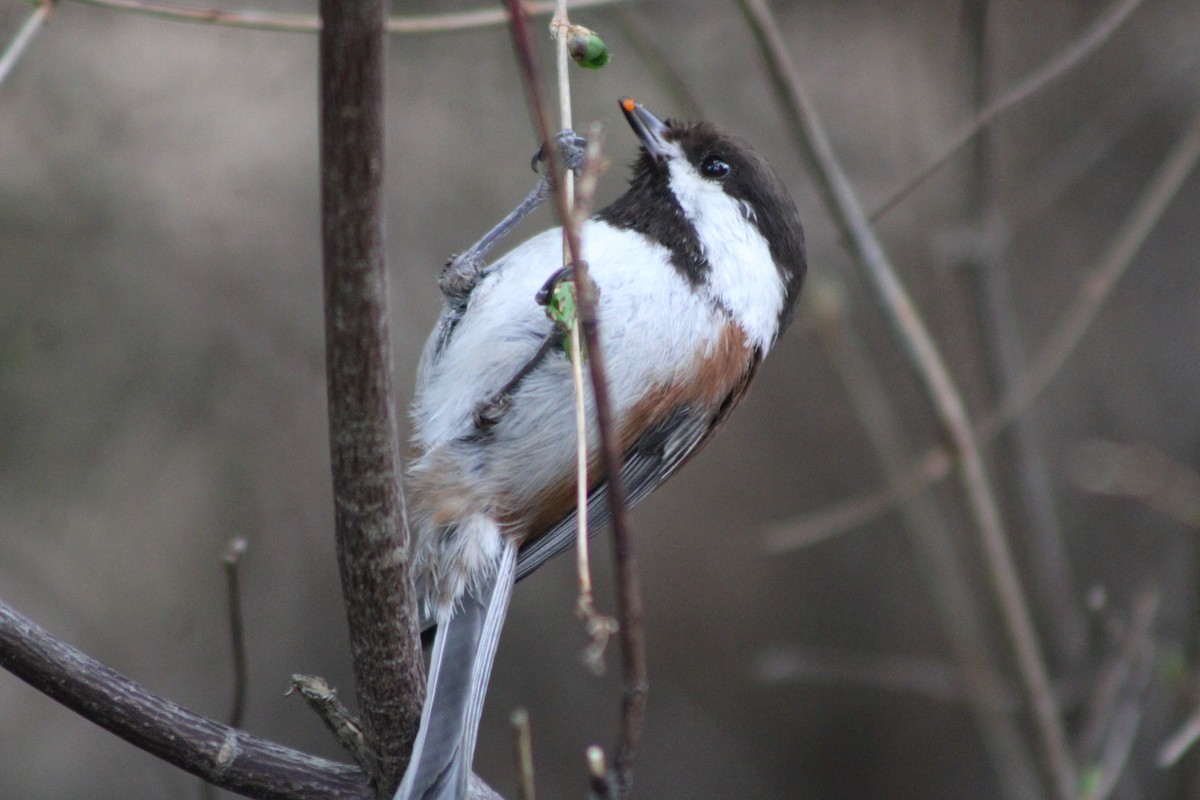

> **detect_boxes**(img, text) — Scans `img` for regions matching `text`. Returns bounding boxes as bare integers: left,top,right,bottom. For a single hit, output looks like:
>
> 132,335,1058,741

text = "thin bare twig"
0,600,372,799
586,746,612,800
567,129,621,675
318,0,423,792
0,0,52,89
59,0,623,35
984,109,1200,439
870,0,1148,221
769,106,1200,551
736,1,1075,796
1159,708,1200,768
755,644,1019,709
1078,592,1158,766
503,3,646,794
961,0,1086,675
1068,439,1200,529
288,675,374,778
510,708,536,800
1076,592,1158,800
222,537,249,730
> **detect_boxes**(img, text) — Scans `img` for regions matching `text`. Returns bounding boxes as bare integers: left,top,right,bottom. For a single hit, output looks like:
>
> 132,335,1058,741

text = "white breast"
667,159,784,352
412,219,724,465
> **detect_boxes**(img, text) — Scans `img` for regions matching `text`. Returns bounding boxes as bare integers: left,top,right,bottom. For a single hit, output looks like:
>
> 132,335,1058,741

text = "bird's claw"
440,253,484,301
531,129,588,174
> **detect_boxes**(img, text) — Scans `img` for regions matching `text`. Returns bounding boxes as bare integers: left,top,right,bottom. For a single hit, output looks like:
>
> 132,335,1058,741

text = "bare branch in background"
804,278,1044,800
1068,440,1200,530
869,0,1148,221
317,0,423,791
755,644,1020,710
735,0,1075,795
961,0,1086,675
223,537,250,730
0,0,52,89
0,600,372,799
984,109,1200,438
58,0,624,35
1076,592,1159,800
768,107,1200,552
511,708,536,800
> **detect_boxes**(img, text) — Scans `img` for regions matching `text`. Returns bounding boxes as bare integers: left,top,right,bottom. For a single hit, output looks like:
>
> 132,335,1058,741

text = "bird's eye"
700,155,730,180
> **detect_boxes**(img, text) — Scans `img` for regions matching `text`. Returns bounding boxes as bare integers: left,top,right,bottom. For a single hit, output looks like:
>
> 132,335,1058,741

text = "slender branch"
1159,708,1200,768
755,644,1019,709
586,747,612,800
1068,439,1200,529
510,709,536,800
1077,592,1158,800
735,1,1075,797
223,537,250,729
0,0,52,90
961,0,1086,675
983,109,1200,438
289,675,374,776
767,106,1200,552
869,0,1147,221
318,0,423,793
59,0,624,35
503,3,647,794
0,599,372,800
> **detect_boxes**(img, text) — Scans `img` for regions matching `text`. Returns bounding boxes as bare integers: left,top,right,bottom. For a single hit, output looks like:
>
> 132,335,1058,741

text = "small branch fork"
0,600,372,800
503,2,648,794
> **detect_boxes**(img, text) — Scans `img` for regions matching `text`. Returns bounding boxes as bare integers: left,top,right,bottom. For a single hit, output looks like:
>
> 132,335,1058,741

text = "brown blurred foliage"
2,0,1199,798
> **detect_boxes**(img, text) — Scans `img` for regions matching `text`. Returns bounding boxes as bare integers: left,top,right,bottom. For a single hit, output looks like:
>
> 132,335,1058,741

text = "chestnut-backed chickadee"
396,98,806,800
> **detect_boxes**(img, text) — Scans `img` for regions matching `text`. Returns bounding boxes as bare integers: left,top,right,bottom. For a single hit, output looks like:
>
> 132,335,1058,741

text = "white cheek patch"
667,160,784,352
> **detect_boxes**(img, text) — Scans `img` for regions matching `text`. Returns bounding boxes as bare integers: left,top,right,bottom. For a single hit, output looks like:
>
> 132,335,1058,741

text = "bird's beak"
620,97,672,162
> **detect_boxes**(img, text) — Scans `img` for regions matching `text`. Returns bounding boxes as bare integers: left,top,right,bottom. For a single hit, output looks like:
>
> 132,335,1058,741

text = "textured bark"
319,0,425,794
0,600,372,800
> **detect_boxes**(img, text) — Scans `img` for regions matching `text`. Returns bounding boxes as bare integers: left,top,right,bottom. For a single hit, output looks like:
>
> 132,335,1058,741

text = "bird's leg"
470,266,580,430
439,130,588,301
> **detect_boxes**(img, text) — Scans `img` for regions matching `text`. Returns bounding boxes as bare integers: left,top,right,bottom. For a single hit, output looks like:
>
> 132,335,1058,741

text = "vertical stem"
318,1,425,793
504,3,647,792
961,0,1088,673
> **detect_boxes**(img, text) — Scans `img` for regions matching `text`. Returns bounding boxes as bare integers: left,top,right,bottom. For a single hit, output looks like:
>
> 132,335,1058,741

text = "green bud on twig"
566,24,609,70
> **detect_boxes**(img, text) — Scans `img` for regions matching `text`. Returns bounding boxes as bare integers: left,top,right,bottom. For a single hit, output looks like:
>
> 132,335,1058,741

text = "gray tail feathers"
395,539,518,800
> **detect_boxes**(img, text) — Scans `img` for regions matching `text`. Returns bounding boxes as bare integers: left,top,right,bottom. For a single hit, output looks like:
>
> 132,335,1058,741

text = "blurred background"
2,0,1199,798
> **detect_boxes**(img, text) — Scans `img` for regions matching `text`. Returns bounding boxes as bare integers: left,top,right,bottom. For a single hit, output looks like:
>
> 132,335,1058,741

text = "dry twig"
0,0,52,89
222,537,250,730
510,708,536,800
870,0,1148,220
503,2,647,793
56,0,625,35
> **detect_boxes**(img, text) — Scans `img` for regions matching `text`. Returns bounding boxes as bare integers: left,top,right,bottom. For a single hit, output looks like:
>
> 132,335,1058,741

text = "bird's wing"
515,357,759,582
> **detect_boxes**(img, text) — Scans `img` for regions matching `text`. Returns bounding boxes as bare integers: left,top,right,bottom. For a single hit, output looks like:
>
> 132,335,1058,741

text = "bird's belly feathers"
408,219,741,535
